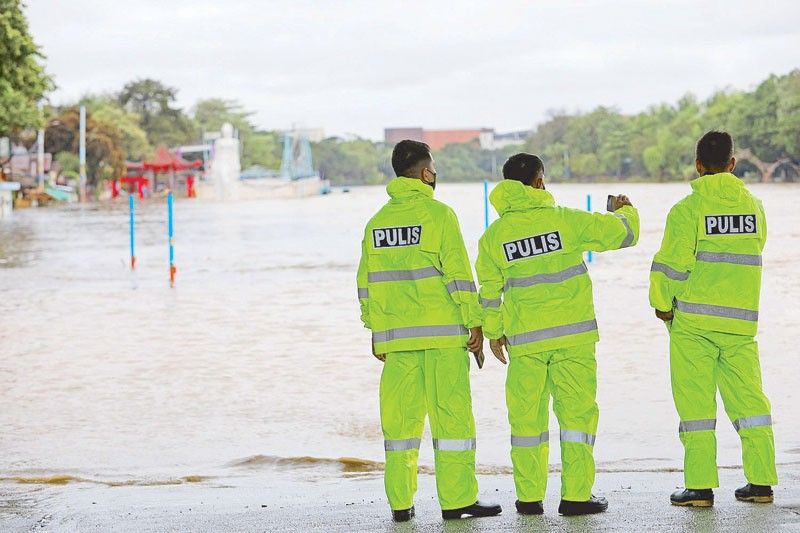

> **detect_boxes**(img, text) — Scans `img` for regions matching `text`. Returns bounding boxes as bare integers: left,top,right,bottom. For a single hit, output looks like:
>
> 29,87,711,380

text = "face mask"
422,169,437,190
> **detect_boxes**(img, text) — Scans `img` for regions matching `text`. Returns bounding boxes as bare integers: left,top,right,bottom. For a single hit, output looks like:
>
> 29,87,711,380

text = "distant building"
1,143,53,185
384,127,425,146
492,130,532,149
384,127,529,151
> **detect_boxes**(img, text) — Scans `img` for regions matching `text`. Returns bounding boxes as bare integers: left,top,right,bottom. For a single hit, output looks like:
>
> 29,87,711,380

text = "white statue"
211,123,241,200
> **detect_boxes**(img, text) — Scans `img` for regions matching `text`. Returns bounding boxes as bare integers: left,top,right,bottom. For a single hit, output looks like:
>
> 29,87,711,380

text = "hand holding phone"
607,194,633,212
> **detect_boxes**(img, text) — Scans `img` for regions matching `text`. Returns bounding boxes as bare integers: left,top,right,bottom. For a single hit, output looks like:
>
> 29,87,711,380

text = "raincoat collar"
691,172,745,204
387,177,434,200
489,179,555,216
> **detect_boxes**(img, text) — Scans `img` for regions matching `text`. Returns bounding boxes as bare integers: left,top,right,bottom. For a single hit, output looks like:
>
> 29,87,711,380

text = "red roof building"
384,127,494,151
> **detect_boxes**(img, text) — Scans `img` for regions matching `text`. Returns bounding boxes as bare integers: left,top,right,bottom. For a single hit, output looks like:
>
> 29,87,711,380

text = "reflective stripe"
446,279,477,294
560,429,595,446
507,319,598,346
372,324,468,343
650,261,690,281
384,438,421,451
676,300,758,322
733,414,772,432
678,419,716,432
368,266,441,283
432,438,476,452
511,431,549,447
696,251,762,266
357,288,369,299
615,214,634,248
480,297,501,308
504,263,588,291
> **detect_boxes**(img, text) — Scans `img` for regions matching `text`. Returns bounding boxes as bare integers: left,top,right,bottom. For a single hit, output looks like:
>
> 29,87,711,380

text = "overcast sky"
26,0,800,140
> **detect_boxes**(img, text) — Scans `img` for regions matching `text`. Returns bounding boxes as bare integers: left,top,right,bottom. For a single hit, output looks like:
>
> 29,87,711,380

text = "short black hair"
391,140,432,177
502,153,544,185
696,131,734,172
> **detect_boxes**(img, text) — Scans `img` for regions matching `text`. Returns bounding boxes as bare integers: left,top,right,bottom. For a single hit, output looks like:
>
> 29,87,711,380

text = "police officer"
356,140,501,522
476,153,639,516
650,131,778,507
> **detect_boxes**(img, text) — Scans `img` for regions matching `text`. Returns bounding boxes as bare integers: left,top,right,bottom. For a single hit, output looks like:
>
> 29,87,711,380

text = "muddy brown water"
0,182,797,486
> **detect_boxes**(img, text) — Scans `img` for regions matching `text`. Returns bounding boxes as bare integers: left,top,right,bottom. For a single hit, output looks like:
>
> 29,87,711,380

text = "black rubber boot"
515,500,544,515
392,506,415,522
558,495,608,516
442,500,502,519
735,483,773,503
670,488,714,507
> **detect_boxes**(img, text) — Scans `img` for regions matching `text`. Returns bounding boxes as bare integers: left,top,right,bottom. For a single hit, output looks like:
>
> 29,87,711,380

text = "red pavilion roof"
126,145,202,173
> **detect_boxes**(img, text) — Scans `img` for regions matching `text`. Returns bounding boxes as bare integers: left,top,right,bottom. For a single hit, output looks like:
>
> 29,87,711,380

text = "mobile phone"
473,349,485,369
606,194,615,212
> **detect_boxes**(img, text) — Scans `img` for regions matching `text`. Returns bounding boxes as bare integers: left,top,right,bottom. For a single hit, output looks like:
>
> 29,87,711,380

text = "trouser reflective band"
432,438,476,452
384,438,421,451
511,432,549,447
368,266,441,282
446,279,477,294
696,251,762,266
560,429,596,446
505,262,587,290
480,297,501,308
676,300,758,321
650,261,689,281
373,324,468,343
679,419,716,432
733,415,772,432
357,287,368,298
507,319,597,346
615,214,634,248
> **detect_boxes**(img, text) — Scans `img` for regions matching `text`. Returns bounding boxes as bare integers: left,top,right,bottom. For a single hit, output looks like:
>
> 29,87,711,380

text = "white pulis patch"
503,231,563,262
372,225,422,248
704,214,757,235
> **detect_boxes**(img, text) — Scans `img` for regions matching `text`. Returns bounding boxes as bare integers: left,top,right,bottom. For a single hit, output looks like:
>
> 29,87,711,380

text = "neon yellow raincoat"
357,177,482,511
650,172,777,489
476,179,639,502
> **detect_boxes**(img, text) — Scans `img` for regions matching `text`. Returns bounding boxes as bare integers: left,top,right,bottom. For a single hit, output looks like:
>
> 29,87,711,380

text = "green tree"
313,137,389,185
54,151,79,180
0,0,53,135
193,98,254,136
117,79,196,146
242,131,282,170
44,107,126,187
435,142,484,181
81,95,152,160
570,153,601,178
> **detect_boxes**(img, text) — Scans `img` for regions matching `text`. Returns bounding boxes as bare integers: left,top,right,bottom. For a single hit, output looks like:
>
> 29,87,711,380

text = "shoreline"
3,465,799,532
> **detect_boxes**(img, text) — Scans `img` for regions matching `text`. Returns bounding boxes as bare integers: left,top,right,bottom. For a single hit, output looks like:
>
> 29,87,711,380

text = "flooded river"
0,182,798,488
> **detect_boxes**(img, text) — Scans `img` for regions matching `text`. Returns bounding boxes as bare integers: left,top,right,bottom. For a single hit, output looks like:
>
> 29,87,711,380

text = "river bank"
3,465,800,531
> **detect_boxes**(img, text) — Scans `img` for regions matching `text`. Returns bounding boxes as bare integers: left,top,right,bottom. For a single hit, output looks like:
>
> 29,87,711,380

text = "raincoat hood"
489,179,555,216
690,172,745,205
387,177,434,200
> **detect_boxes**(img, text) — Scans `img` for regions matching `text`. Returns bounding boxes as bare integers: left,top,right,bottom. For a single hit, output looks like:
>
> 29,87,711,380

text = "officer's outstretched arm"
356,236,371,330
649,202,696,313
475,235,504,342
575,204,640,253
439,209,482,329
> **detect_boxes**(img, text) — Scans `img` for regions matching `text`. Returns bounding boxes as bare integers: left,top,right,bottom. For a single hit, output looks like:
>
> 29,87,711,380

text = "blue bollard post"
586,194,593,263
168,191,176,286
484,178,489,229
129,194,136,269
